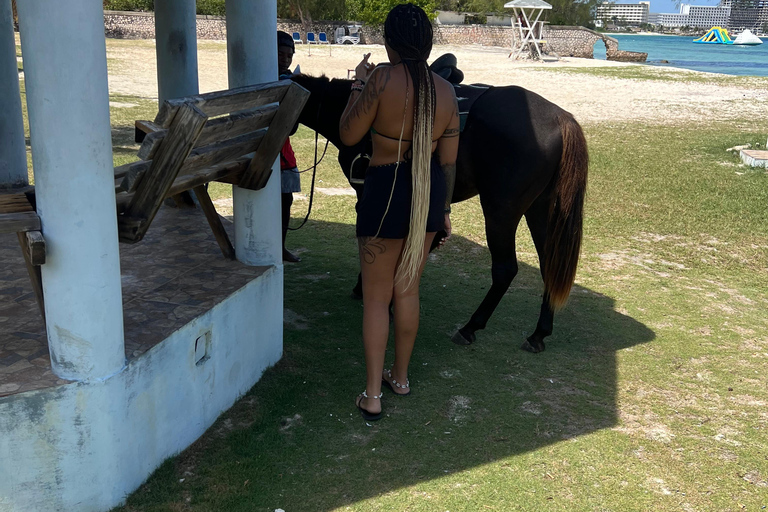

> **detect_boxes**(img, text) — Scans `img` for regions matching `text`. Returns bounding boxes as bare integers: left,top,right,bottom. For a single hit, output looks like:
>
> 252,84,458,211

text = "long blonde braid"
396,59,435,288
384,4,437,288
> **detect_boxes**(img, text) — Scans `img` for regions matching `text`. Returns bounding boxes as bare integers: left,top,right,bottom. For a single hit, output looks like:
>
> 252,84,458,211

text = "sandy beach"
106,40,768,127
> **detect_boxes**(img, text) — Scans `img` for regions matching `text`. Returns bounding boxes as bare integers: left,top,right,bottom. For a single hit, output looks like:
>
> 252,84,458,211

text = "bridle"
288,78,330,231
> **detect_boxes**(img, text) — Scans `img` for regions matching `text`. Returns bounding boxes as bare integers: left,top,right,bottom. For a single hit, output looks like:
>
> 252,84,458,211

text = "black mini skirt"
355,157,446,239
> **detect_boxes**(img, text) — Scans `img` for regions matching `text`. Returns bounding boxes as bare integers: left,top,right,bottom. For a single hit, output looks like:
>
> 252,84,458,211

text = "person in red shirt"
278,31,301,263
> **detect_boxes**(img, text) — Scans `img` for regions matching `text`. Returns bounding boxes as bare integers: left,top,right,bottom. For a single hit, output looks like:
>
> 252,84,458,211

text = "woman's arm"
339,58,391,146
436,91,460,239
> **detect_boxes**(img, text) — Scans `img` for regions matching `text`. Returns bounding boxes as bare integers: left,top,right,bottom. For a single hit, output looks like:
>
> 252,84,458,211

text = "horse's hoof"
451,330,474,346
521,339,545,353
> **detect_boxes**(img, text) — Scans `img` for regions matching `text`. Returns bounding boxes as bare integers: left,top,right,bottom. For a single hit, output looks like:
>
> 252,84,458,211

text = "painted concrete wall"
0,268,283,512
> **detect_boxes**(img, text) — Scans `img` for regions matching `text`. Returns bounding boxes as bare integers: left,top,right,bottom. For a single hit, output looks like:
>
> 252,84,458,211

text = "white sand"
106,40,768,126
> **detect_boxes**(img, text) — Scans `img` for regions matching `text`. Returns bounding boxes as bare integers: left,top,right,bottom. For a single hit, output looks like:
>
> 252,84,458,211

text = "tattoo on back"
358,236,387,264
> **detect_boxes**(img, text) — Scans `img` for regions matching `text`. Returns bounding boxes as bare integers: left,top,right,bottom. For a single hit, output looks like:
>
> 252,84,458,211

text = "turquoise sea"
592,33,768,76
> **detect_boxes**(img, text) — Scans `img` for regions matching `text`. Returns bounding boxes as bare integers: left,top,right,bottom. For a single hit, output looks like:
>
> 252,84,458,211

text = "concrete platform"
740,149,768,168
0,206,267,397
1,204,283,512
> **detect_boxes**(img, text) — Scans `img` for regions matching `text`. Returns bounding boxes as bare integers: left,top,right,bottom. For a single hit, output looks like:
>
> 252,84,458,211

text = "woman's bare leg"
357,236,405,414
386,232,437,394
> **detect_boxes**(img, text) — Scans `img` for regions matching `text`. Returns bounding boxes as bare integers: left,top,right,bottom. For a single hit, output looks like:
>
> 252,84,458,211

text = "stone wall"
102,11,646,61
104,11,353,43
104,10,227,39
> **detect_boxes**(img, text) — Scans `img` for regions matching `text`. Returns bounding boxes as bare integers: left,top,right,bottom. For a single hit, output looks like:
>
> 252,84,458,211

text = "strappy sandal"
356,391,383,421
382,369,411,396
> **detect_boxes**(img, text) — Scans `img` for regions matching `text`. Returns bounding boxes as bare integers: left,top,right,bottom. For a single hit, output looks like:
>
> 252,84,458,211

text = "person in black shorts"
338,4,459,421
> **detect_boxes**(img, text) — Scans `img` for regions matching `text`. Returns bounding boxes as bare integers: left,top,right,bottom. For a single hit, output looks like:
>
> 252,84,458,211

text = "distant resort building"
597,0,767,34
722,0,768,33
595,1,650,27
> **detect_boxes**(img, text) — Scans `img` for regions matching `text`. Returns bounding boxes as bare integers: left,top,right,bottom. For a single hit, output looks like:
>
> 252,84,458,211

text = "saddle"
430,53,489,132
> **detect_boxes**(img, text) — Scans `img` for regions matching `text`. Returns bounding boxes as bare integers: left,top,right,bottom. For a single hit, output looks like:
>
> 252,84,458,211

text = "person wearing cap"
278,30,301,263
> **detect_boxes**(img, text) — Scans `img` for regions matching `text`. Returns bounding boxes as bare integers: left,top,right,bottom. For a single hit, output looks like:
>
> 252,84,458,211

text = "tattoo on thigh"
358,236,386,264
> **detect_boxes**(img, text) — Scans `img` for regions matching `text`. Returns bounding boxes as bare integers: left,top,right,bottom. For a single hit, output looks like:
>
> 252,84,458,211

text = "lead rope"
288,131,325,231
373,79,409,239
288,80,330,231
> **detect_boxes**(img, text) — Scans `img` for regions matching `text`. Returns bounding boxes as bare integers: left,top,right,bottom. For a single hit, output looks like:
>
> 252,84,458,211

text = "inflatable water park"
694,26,764,45
693,26,733,44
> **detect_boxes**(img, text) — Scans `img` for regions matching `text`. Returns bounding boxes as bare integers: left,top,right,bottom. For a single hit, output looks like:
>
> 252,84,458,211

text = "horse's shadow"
185,219,654,511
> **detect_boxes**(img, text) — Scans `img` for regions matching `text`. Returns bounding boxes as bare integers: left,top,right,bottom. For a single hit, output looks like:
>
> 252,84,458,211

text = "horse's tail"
543,113,588,311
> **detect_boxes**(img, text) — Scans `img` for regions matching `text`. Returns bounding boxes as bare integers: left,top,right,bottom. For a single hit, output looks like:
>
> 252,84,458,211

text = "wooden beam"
0,211,41,234
239,82,310,190
115,157,251,213
178,128,267,177
137,103,279,161
193,185,235,260
20,230,45,266
17,231,46,322
121,129,266,199
118,103,208,243
114,159,151,180
134,119,163,143
154,80,290,128
0,190,34,213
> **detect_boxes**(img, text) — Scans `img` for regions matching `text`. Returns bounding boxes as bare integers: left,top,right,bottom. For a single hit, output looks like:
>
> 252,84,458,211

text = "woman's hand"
355,53,375,82
438,213,452,248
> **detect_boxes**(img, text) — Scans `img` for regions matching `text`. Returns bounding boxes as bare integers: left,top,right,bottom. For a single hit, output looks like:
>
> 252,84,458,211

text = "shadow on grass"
119,218,655,512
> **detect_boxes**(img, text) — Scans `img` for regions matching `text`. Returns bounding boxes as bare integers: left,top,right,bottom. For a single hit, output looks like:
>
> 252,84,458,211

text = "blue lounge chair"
307,32,317,44
318,32,330,44
292,32,303,44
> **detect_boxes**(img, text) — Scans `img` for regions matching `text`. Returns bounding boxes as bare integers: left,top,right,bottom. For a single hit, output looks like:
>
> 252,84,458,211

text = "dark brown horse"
292,73,588,353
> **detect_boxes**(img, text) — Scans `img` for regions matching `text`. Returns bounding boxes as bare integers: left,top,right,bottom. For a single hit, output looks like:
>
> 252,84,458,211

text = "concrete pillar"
155,0,199,103
0,0,26,187
226,0,282,266
17,0,125,381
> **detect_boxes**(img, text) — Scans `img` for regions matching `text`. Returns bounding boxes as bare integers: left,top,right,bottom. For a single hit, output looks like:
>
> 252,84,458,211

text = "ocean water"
592,34,768,76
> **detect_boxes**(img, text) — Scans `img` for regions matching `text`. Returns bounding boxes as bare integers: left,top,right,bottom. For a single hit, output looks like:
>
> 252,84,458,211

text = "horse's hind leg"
521,198,554,353
452,216,521,345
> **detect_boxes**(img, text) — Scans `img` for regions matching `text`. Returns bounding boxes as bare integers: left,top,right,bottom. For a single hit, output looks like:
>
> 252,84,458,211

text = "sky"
647,0,721,13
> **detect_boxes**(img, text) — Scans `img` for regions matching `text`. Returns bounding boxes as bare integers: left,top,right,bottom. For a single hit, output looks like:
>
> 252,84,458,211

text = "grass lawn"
19,54,766,510
106,92,768,509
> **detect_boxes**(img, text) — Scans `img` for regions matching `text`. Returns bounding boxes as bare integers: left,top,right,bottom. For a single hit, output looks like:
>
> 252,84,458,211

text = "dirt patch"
284,308,309,330
446,395,471,423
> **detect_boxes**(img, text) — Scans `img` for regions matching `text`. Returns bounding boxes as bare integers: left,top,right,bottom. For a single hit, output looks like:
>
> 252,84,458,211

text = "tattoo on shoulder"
358,236,387,264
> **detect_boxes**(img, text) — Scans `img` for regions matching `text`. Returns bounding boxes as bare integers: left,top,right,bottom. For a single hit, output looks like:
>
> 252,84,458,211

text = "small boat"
733,29,763,46
693,26,733,44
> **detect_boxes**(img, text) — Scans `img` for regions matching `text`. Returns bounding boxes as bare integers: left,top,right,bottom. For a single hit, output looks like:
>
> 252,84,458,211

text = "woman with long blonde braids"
339,3,459,421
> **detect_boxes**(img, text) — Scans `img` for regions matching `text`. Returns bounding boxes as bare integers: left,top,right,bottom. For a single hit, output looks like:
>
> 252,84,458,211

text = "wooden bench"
118,79,310,255
1,79,309,319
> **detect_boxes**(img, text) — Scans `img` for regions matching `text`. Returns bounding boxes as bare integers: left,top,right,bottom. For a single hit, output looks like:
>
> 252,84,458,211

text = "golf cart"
334,24,361,44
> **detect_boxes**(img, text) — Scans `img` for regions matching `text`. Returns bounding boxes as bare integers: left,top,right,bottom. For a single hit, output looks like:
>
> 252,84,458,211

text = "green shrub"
103,0,225,15
196,0,225,16
103,0,154,11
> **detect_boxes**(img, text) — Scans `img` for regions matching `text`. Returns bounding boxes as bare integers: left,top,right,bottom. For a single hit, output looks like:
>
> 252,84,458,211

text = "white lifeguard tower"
505,0,553,60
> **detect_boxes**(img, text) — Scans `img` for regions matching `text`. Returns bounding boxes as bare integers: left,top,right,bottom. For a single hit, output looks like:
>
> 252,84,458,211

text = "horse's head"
291,74,371,191
291,74,349,145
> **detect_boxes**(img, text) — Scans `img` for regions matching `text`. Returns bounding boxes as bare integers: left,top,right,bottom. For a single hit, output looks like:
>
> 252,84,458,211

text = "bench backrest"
116,80,309,244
